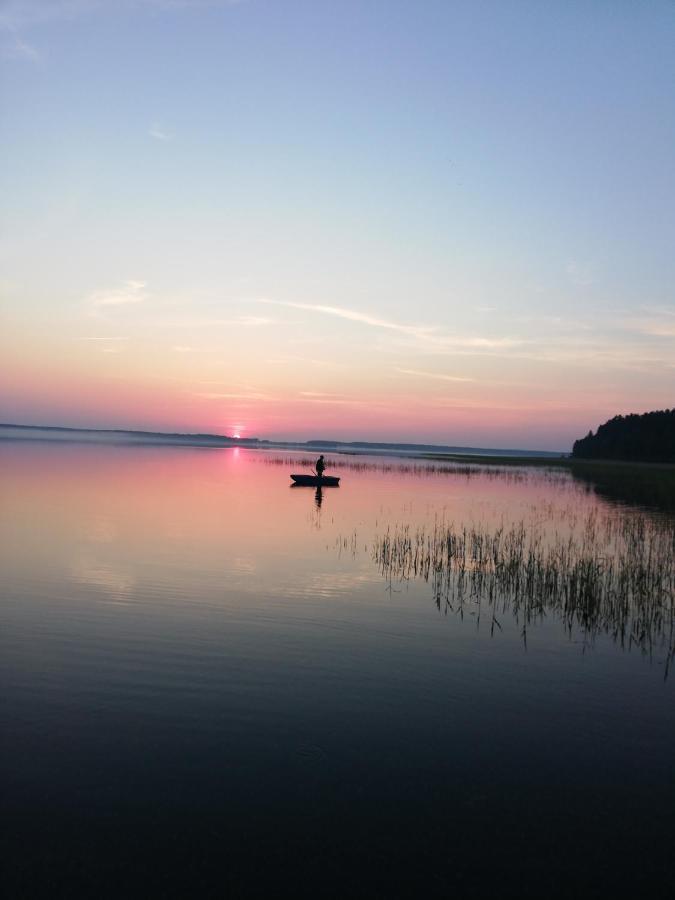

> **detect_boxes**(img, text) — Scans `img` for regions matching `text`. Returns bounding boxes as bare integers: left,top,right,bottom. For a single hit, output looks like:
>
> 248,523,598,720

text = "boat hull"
290,474,340,486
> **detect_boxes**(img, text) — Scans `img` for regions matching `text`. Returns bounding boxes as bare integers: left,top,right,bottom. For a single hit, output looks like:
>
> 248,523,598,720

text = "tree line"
572,409,675,463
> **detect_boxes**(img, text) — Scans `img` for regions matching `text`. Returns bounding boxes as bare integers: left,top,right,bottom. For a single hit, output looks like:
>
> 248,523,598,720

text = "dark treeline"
573,409,675,463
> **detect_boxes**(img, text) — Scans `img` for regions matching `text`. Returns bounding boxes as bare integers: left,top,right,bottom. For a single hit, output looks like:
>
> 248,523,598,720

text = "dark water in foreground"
1,443,674,898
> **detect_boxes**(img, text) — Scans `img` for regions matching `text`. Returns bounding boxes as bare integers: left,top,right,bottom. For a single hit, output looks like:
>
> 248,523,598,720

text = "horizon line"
0,422,568,456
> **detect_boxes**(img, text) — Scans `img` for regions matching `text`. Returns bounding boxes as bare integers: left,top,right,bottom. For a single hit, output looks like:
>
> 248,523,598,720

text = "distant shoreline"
3,423,674,470
0,423,567,460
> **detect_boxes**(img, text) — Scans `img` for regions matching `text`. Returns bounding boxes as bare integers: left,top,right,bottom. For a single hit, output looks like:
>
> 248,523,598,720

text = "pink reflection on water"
0,440,615,613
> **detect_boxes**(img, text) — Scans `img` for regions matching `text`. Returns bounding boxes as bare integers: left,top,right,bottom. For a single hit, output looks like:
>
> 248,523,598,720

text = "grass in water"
373,510,675,674
258,454,558,482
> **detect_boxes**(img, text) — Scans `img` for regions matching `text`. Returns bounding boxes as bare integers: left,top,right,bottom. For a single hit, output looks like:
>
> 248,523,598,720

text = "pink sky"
1,324,669,450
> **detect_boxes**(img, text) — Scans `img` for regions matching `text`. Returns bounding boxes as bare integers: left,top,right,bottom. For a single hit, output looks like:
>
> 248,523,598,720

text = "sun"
233,433,241,440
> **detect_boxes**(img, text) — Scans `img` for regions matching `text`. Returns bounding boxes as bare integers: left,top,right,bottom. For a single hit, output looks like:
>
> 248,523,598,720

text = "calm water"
2,442,674,898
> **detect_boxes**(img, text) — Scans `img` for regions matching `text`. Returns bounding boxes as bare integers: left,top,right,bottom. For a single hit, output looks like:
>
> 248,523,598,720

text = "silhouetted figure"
316,455,326,478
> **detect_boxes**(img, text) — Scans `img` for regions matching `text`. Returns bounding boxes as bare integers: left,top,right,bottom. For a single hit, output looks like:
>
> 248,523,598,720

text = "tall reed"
374,511,675,671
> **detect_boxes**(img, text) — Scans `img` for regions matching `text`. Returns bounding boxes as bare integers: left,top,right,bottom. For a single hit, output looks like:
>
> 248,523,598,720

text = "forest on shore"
572,409,675,463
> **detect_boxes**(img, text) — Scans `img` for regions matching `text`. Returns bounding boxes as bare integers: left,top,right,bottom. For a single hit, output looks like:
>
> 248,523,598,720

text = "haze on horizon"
1,0,674,452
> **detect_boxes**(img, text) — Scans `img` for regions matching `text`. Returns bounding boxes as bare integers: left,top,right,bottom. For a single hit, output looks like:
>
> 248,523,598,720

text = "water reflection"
269,452,675,514
570,462,675,513
2,441,675,899
289,482,327,525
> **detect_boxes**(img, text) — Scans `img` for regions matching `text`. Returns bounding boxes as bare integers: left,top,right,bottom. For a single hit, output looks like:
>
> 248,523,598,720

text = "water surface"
2,443,674,898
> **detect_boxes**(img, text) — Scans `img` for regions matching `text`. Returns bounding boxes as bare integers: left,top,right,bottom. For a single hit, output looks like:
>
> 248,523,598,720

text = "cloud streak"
149,122,172,141
396,368,475,383
622,307,675,338
1,0,244,63
257,297,673,372
86,280,147,312
258,298,434,339
258,298,524,355
0,1,95,31
1,25,39,60
193,391,272,401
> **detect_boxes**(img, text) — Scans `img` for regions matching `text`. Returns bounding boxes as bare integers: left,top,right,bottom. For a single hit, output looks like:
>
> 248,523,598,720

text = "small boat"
290,474,340,486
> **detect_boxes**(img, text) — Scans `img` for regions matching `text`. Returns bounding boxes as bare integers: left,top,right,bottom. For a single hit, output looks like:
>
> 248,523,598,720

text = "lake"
2,441,674,898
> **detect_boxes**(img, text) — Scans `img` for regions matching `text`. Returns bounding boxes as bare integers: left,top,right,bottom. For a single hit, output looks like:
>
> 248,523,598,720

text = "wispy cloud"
259,299,670,375
1,24,39,60
637,323,675,338
210,315,275,327
396,368,475,383
0,1,96,31
234,315,274,327
193,390,271,401
297,395,370,407
1,1,244,61
266,355,344,368
298,391,347,398
258,298,524,355
448,337,522,349
149,122,172,141
86,280,147,313
257,298,434,340
622,307,675,338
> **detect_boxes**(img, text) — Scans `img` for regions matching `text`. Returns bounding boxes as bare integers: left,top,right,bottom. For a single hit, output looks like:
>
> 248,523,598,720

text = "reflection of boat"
290,474,340,486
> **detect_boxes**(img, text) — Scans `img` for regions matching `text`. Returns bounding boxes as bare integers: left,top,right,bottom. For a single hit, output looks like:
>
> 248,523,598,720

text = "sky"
1,0,674,450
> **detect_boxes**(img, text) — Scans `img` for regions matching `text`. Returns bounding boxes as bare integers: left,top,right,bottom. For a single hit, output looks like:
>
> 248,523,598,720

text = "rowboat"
290,474,340,486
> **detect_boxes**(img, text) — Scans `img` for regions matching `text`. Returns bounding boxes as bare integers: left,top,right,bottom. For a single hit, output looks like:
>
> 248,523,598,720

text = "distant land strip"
0,423,565,459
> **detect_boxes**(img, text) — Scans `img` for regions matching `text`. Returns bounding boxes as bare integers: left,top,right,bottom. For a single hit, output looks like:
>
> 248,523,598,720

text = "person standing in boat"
316,455,326,479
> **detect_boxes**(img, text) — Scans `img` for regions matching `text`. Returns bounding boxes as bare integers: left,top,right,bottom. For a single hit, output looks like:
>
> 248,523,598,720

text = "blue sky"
1,0,674,449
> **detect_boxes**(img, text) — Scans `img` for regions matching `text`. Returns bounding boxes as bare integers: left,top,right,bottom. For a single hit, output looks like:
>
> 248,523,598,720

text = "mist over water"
2,442,674,897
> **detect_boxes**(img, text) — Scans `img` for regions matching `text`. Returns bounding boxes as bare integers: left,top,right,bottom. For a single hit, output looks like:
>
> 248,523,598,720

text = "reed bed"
257,454,564,483
373,510,675,670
